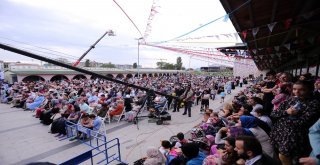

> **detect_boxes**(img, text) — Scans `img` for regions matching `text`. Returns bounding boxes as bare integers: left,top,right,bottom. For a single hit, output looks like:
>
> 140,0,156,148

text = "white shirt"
245,155,262,165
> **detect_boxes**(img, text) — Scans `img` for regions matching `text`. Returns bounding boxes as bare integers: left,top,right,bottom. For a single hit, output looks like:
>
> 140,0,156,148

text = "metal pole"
136,37,143,78
73,30,115,66
316,62,319,77
306,59,310,73
138,40,140,78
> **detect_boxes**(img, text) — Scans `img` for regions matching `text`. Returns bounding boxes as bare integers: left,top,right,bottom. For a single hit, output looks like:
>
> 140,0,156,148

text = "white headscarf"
143,147,166,165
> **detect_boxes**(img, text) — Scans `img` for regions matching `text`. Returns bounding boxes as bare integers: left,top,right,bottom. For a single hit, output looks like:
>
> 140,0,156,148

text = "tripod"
133,90,156,130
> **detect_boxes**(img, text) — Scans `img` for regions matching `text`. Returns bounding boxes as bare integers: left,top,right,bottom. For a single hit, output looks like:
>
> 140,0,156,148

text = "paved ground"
0,86,244,165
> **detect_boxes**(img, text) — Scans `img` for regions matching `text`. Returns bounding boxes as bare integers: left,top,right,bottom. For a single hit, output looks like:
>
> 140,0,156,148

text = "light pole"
136,37,143,78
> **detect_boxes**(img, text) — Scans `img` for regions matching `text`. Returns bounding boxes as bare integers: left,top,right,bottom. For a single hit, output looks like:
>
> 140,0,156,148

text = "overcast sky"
0,0,239,68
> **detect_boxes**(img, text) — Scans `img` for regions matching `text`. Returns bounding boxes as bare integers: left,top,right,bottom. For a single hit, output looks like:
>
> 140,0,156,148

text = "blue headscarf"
240,116,257,136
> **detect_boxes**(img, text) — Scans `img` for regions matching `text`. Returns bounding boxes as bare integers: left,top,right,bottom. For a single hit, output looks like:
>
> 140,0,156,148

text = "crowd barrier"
59,121,125,165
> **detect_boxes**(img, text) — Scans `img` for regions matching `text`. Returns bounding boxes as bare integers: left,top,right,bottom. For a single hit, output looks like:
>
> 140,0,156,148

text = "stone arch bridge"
8,67,188,82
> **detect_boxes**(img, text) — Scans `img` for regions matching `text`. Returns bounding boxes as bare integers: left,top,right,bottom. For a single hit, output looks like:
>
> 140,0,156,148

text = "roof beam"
266,0,278,46
248,0,258,48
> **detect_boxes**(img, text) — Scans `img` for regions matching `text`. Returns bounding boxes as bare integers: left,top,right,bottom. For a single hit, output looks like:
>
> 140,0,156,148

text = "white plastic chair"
104,107,125,124
113,108,126,123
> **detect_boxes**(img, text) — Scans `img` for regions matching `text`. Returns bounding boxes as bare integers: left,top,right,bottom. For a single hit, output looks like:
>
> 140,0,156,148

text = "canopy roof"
219,0,320,71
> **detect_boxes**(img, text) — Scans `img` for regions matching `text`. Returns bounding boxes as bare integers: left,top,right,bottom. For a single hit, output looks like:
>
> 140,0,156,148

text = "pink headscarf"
202,154,221,165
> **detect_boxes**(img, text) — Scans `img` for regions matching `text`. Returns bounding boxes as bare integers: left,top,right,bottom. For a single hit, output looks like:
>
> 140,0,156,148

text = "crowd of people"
1,71,319,165
137,71,320,165
0,74,239,138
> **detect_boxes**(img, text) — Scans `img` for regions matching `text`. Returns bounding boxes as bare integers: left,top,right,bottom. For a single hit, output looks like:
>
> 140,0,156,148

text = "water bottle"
292,101,302,111
290,101,302,119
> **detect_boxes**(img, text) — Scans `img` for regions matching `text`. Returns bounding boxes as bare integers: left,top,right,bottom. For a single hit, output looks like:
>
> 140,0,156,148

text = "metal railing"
59,121,125,165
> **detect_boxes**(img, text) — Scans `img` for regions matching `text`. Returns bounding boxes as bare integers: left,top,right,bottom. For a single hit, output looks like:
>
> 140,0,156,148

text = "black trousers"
183,101,193,116
173,99,180,112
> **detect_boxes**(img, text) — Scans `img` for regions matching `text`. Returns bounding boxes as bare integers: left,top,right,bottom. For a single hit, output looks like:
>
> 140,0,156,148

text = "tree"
85,59,90,67
133,62,137,69
156,62,176,70
101,62,116,68
156,61,166,69
176,57,183,70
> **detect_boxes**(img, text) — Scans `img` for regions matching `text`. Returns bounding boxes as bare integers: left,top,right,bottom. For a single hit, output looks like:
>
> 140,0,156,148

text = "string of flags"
173,32,240,42
240,9,317,39
144,43,255,67
149,0,252,44
143,0,160,40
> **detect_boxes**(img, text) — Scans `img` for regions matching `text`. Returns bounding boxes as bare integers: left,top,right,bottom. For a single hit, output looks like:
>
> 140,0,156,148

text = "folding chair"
158,101,168,112
113,108,126,123
104,107,125,124
93,117,107,138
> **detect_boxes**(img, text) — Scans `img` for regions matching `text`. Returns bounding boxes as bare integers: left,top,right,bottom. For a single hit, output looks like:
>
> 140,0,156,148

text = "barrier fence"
59,121,125,165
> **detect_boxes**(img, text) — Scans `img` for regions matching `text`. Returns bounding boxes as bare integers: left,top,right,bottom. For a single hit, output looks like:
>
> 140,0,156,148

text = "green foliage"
176,57,183,70
101,62,116,68
133,62,137,69
156,62,176,70
84,59,90,67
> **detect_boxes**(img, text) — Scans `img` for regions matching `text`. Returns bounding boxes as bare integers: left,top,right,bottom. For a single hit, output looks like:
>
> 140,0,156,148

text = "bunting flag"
142,0,160,40
283,18,292,29
267,22,277,32
222,34,230,38
252,27,259,37
274,46,280,52
252,49,257,54
266,47,273,53
284,43,291,50
234,33,239,41
302,11,314,19
242,30,248,39
290,50,296,55
307,37,315,44
270,54,275,58
276,52,281,57
223,14,229,22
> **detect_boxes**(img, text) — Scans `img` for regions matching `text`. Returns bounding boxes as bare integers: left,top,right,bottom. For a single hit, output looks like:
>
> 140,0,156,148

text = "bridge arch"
22,75,45,82
50,75,69,82
73,74,87,80
116,74,124,79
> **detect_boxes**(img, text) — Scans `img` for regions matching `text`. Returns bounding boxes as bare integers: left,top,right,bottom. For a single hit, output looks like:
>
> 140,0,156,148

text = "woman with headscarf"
143,147,166,165
238,116,274,158
203,154,221,165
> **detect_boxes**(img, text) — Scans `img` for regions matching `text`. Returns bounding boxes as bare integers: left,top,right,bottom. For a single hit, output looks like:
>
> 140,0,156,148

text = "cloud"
0,0,239,68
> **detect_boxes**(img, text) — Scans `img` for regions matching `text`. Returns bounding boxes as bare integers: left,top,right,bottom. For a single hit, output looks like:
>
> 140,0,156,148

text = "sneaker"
54,133,62,137
69,136,78,141
58,134,66,138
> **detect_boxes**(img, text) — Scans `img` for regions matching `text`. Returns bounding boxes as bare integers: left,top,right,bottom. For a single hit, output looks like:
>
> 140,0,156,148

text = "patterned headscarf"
229,126,245,137
202,155,221,165
143,147,166,165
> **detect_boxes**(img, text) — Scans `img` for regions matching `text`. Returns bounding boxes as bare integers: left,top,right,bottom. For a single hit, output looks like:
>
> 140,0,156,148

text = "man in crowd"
234,136,279,165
